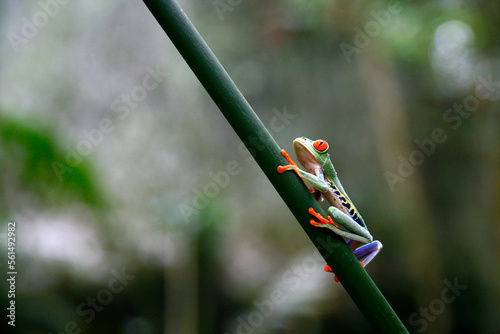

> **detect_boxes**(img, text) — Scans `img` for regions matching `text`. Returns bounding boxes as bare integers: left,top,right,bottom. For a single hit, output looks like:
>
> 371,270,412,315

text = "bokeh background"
1,0,499,333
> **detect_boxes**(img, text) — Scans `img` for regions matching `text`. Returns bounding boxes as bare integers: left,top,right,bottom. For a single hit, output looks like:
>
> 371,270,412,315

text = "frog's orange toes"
323,266,340,283
280,149,298,166
308,207,339,228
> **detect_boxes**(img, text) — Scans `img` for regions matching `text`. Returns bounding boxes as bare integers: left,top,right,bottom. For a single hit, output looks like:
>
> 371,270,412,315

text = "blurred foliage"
0,0,499,334
0,114,108,213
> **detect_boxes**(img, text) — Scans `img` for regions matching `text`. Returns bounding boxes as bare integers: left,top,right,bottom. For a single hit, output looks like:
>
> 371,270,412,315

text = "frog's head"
292,137,332,178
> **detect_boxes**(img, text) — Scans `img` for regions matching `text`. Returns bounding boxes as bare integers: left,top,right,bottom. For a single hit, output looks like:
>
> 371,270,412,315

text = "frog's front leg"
277,150,330,192
309,207,373,244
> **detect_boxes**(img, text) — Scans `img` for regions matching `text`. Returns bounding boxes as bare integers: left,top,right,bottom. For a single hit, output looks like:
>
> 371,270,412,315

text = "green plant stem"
142,0,408,332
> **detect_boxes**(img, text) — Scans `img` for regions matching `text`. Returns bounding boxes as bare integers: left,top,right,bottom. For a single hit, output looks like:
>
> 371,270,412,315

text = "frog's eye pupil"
314,140,328,152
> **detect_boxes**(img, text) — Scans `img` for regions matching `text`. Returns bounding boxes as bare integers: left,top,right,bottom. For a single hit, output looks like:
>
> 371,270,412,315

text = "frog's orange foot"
323,266,340,282
308,207,339,228
277,165,295,174
324,261,364,283
280,149,298,166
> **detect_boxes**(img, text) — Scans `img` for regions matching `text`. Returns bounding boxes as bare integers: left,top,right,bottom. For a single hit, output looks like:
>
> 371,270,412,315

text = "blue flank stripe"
330,183,366,228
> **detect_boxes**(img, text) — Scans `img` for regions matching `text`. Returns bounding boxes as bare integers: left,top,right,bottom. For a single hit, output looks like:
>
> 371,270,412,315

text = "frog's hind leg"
324,241,383,282
310,206,373,244
353,241,383,267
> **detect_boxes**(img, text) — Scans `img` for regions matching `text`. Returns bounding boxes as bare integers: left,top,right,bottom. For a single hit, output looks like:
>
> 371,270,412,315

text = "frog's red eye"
314,139,328,152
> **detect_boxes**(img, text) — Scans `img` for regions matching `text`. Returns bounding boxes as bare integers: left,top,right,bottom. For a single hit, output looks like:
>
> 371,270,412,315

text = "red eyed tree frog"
278,137,382,281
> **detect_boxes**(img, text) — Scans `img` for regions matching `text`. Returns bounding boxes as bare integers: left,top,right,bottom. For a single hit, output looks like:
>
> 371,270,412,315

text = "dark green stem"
142,0,408,332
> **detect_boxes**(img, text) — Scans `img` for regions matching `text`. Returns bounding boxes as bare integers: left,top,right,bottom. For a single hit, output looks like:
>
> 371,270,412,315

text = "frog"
278,137,382,281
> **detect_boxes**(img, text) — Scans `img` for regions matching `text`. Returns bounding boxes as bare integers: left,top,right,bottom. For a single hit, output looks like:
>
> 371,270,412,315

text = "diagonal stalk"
142,0,408,332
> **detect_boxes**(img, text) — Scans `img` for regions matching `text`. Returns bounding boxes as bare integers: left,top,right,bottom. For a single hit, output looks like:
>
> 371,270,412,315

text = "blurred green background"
1,0,499,333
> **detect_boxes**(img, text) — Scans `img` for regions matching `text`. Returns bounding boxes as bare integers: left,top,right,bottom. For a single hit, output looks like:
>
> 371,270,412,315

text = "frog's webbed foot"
324,261,364,283
308,207,339,229
323,265,340,282
277,149,305,181
280,149,297,166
